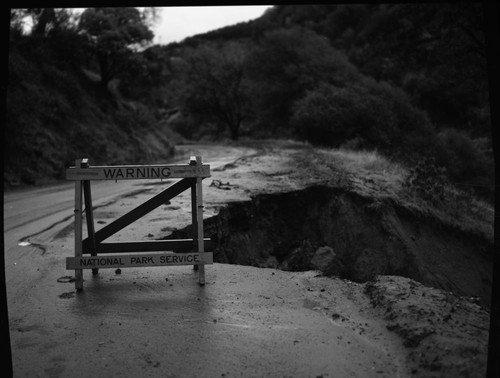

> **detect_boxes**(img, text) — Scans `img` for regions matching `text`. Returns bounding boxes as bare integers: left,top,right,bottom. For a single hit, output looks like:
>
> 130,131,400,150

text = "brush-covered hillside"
5,5,495,203
5,8,182,186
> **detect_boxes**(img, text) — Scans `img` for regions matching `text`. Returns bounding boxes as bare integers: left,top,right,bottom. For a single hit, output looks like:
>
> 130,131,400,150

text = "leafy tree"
118,45,170,99
344,3,489,134
255,4,490,139
246,26,359,131
178,42,252,140
30,8,57,36
291,78,435,158
78,7,154,89
9,8,79,39
10,9,27,35
435,129,494,187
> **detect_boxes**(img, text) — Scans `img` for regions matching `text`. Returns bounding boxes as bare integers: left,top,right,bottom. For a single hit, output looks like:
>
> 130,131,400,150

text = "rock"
263,256,279,268
310,246,336,271
281,240,316,271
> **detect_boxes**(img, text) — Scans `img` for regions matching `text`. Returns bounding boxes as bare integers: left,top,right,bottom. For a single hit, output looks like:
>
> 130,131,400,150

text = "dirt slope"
167,141,493,307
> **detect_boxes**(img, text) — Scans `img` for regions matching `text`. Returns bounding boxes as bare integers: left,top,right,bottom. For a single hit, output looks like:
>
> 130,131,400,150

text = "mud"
167,185,493,308
364,276,489,377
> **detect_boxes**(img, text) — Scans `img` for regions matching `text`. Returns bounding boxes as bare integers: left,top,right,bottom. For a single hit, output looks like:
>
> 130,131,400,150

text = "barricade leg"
83,179,98,276
195,156,205,285
191,182,199,271
74,159,84,290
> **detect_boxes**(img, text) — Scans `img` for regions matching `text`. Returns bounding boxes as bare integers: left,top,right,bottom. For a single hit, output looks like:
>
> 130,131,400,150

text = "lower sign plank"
66,252,213,270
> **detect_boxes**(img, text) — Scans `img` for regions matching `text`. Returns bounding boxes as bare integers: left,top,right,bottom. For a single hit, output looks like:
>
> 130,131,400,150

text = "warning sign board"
66,164,210,181
66,252,213,269
68,156,211,290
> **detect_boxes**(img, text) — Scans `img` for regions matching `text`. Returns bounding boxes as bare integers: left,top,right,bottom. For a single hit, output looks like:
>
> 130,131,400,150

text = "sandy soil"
4,142,490,377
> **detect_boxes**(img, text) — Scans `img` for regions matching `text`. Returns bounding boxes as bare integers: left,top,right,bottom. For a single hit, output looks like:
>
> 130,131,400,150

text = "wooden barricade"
66,156,213,290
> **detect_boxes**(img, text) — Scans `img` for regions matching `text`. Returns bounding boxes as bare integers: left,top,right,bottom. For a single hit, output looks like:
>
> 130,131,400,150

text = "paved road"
3,144,256,248
3,143,257,299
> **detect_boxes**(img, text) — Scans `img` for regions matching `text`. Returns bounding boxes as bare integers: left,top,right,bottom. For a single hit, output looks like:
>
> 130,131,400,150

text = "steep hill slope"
5,35,181,188
160,3,493,203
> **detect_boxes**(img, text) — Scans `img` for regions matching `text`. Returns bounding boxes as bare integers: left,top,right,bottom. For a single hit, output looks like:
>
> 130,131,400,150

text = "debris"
58,291,75,299
57,276,75,283
210,180,235,190
331,313,341,320
213,163,237,172
164,205,181,210
310,246,336,271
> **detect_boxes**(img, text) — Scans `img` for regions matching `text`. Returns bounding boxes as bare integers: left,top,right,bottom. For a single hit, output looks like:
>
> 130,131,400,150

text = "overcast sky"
152,5,273,45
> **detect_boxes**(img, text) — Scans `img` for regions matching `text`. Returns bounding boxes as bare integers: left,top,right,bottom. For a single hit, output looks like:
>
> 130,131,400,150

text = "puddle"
57,276,75,283
58,291,76,299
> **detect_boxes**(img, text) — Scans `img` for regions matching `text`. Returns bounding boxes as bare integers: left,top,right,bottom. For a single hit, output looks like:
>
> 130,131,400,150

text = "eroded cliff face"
169,185,492,308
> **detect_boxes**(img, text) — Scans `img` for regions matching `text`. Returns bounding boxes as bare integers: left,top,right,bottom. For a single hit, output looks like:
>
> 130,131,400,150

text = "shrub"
291,78,434,158
168,112,198,140
403,157,447,202
291,83,352,145
247,26,360,130
436,129,488,179
402,156,486,219
434,129,494,201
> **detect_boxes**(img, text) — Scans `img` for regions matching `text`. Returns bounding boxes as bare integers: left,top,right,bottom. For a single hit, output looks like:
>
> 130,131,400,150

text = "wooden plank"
191,181,199,271
66,164,210,180
89,177,196,244
66,252,213,269
195,156,206,285
74,160,83,290
83,179,99,276
82,239,214,254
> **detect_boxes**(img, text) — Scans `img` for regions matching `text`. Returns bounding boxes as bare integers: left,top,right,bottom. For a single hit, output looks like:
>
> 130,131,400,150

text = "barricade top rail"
66,161,211,181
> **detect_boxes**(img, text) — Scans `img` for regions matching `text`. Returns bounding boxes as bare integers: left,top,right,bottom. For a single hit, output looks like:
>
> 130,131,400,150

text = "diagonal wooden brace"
82,177,196,249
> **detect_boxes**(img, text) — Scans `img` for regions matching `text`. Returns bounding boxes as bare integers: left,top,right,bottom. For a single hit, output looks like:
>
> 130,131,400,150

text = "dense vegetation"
6,8,178,185
5,5,494,201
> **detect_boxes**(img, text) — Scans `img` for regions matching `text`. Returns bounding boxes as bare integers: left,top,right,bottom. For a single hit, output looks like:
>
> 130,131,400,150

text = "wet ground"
4,142,491,377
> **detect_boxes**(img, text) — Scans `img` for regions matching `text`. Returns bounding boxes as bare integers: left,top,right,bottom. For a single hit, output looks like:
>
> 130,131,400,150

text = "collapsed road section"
166,185,493,308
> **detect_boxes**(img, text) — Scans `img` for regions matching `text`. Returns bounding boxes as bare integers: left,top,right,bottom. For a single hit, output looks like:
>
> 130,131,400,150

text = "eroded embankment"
167,185,493,308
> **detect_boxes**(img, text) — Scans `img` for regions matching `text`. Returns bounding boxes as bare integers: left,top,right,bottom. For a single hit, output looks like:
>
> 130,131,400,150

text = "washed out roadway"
4,144,409,377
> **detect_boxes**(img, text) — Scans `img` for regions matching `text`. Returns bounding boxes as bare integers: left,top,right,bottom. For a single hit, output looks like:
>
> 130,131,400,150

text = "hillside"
162,3,494,202
6,5,494,202
183,3,490,137
5,25,181,188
